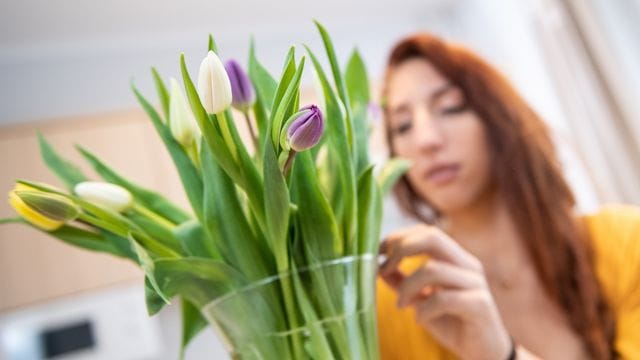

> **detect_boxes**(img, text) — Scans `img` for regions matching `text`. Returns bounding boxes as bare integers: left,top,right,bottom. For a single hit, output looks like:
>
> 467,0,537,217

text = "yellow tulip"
8,184,79,231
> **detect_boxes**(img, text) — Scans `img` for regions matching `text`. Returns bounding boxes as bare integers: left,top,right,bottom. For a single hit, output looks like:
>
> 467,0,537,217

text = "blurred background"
1,0,639,359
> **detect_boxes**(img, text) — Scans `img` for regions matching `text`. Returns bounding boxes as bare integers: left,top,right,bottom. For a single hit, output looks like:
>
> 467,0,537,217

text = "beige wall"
0,110,188,312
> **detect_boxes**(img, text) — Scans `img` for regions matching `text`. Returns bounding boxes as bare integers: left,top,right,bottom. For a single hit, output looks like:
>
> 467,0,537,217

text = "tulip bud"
8,184,79,231
74,182,133,213
197,50,232,114
224,59,256,112
286,105,324,152
169,78,200,147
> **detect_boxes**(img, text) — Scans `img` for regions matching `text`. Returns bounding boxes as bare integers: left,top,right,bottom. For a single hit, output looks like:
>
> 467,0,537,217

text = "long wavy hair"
382,33,616,359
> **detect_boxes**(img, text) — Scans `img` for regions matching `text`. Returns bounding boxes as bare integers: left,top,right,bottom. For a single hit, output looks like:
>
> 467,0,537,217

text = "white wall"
0,0,455,125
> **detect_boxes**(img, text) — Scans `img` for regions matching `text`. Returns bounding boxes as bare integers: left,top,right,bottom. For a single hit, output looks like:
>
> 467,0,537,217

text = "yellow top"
377,204,640,359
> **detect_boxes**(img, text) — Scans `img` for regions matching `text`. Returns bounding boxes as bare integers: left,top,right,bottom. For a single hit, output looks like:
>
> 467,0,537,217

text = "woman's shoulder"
583,204,640,308
583,204,640,260
583,204,640,230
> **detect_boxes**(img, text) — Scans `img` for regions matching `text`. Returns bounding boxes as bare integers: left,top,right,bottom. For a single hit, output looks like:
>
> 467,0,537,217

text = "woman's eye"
439,103,468,116
395,120,412,134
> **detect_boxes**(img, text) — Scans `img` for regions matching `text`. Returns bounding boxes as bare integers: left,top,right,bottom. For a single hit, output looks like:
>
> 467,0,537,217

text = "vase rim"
202,253,379,312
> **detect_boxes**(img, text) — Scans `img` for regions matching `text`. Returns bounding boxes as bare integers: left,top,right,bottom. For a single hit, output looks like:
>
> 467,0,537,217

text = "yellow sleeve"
376,255,456,360
586,205,640,359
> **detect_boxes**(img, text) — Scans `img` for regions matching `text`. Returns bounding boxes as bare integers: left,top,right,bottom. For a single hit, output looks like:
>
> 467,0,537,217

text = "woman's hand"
379,224,513,360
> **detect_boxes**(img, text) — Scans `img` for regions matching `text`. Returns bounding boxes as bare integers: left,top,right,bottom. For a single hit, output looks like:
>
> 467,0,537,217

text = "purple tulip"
287,105,324,151
224,59,256,112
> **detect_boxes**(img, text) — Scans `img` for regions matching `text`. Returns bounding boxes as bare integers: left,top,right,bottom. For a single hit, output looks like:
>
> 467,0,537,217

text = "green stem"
77,213,127,239
0,217,24,225
217,111,239,161
186,140,201,170
283,150,297,177
243,111,259,154
132,203,176,229
277,262,304,359
77,213,178,258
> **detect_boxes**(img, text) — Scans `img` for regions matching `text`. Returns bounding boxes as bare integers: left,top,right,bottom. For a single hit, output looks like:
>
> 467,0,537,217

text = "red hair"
382,34,615,359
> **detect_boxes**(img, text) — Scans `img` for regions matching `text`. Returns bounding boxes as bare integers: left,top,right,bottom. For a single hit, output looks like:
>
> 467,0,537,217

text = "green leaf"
179,298,208,360
270,47,296,113
290,260,336,360
290,151,342,260
151,67,171,122
128,231,171,304
345,49,371,174
131,83,205,222
42,224,126,258
76,145,191,224
145,277,167,315
208,34,218,53
269,48,305,152
219,109,267,235
270,58,305,153
201,142,274,280
37,133,88,190
15,180,65,194
304,45,357,255
153,257,245,308
356,166,383,255
81,211,177,258
288,152,355,357
263,138,290,269
313,21,354,149
0,217,24,225
126,210,183,255
377,158,412,196
174,219,220,259
344,49,370,107
352,104,370,176
102,230,138,262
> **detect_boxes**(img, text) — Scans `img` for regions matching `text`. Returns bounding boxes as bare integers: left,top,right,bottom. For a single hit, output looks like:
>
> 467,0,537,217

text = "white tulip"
74,182,133,213
197,50,232,114
169,78,200,146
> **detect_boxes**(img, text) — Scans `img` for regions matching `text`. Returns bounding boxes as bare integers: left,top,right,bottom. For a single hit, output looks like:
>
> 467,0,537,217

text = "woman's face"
385,58,493,214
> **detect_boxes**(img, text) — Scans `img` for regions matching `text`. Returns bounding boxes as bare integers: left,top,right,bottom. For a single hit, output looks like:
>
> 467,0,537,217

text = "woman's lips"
425,164,460,185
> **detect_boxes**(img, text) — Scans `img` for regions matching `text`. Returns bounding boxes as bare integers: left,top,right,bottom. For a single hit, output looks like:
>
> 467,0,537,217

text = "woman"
376,33,640,359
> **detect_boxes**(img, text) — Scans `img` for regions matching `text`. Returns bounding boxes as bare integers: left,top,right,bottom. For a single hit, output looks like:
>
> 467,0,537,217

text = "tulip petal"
74,182,133,213
287,105,324,151
225,59,256,111
197,51,232,114
170,78,200,146
8,188,64,231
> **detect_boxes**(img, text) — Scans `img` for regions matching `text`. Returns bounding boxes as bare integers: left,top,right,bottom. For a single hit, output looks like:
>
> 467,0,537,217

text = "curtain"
530,0,640,205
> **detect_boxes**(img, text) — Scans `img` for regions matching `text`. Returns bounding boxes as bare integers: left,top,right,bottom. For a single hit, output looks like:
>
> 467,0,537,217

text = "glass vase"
201,254,380,360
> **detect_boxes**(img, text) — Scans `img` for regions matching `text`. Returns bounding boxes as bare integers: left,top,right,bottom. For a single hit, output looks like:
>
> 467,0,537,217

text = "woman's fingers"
414,288,484,324
379,224,481,275
380,267,405,290
396,260,483,308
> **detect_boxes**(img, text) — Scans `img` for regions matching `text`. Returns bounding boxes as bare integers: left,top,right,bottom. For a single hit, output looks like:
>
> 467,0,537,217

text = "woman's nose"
413,107,445,153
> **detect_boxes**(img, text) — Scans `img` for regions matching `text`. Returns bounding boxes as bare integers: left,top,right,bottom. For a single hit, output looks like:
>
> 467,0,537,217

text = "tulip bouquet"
2,22,409,359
